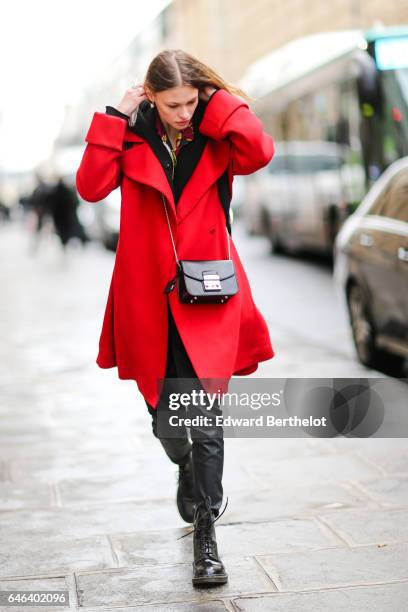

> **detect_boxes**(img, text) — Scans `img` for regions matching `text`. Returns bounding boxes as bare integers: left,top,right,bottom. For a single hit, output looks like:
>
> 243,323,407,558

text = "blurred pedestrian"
77,48,275,587
48,177,89,249
29,174,53,251
0,198,10,222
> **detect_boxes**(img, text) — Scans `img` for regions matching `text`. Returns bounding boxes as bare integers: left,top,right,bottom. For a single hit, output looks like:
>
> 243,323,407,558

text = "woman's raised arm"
199,88,274,175
76,113,127,203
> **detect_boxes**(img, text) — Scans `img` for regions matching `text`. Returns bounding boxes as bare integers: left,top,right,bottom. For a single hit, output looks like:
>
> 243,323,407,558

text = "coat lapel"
120,132,176,219
176,138,230,224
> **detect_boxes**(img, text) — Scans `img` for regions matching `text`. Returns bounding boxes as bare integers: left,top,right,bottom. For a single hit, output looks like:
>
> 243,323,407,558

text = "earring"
150,101,155,108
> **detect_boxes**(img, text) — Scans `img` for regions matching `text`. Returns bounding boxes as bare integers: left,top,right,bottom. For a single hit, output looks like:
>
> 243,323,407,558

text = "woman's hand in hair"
199,85,218,102
116,84,148,116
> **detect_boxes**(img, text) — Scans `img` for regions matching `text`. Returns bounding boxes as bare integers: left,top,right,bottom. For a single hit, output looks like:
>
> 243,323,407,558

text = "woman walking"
76,49,275,587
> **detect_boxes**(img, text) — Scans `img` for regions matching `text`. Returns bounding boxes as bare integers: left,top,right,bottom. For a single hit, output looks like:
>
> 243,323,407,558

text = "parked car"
230,174,247,220
334,157,408,374
244,141,365,256
242,162,271,236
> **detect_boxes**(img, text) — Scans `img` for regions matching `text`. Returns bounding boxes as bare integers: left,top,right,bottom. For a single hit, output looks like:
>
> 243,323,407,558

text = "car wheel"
269,230,284,255
267,220,285,255
261,210,284,254
347,283,405,374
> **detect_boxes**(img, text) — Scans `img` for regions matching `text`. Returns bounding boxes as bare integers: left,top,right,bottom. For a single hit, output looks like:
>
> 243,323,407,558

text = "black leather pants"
145,305,224,516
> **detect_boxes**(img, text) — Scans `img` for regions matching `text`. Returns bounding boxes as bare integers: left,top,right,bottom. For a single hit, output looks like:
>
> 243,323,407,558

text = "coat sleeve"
76,112,128,202
199,89,275,175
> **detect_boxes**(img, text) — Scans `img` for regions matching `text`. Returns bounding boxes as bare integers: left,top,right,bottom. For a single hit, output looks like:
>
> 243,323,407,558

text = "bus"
239,27,408,255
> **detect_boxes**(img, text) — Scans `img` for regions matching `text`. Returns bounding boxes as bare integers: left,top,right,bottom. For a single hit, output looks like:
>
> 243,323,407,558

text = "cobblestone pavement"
0,219,407,611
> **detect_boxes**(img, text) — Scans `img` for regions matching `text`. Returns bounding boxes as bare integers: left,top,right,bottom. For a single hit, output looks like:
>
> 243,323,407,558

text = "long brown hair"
144,49,253,103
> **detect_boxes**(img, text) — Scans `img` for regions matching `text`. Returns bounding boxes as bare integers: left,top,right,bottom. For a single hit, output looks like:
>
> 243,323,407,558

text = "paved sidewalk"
0,221,407,611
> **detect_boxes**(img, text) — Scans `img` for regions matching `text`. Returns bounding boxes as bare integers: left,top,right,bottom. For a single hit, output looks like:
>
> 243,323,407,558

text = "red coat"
76,89,276,408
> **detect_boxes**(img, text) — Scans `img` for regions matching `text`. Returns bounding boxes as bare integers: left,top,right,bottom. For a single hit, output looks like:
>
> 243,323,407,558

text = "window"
267,154,287,174
369,168,408,222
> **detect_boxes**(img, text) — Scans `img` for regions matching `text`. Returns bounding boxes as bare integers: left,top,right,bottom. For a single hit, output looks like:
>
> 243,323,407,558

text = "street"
0,217,407,611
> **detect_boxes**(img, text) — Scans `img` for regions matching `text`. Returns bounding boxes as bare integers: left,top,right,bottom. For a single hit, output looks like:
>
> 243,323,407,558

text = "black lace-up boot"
191,496,228,587
176,449,195,523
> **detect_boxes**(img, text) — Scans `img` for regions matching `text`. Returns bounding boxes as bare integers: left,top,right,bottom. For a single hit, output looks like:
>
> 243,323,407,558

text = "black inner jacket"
105,97,232,233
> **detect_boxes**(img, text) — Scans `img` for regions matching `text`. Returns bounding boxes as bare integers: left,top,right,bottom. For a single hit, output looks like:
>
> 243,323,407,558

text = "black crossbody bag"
161,194,239,304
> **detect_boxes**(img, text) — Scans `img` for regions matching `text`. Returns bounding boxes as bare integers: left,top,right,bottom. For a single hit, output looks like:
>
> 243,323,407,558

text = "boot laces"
176,496,228,541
